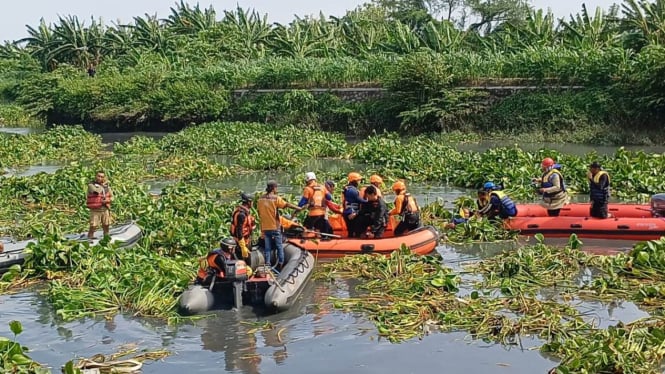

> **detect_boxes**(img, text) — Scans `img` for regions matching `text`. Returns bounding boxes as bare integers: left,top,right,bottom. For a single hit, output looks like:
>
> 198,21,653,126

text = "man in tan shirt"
257,180,301,270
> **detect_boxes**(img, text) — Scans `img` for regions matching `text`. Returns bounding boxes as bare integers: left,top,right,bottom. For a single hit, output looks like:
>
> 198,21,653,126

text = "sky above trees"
1,0,618,42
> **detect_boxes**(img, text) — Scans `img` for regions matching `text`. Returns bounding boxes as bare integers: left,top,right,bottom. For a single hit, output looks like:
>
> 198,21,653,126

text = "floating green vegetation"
352,133,665,200
0,103,41,127
0,125,102,169
0,321,47,373
322,236,665,373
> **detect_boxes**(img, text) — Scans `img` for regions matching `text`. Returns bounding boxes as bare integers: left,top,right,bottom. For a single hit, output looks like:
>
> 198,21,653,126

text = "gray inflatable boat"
179,242,315,315
0,222,143,272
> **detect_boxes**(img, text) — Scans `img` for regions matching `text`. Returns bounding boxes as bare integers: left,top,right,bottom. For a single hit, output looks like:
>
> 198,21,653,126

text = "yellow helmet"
392,181,406,192
347,172,363,183
369,174,383,185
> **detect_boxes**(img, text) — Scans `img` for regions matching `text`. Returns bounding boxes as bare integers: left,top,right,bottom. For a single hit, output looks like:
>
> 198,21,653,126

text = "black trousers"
590,200,608,218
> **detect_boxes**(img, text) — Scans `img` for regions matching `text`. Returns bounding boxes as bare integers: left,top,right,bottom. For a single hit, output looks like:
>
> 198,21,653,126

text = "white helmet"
305,172,316,182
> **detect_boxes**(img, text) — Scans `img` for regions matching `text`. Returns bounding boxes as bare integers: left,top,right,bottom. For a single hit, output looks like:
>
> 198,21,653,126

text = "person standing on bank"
257,181,302,270
588,161,610,218
533,157,569,217
87,170,113,240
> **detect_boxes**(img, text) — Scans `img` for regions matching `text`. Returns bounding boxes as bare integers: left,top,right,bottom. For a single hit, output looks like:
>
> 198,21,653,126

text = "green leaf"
9,320,23,336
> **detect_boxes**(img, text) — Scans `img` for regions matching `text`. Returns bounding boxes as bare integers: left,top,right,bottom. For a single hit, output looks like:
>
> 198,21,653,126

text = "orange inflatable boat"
516,203,652,218
288,215,440,258
505,216,665,241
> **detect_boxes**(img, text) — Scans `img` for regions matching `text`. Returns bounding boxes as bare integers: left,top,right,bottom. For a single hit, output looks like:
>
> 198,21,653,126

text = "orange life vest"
86,182,111,209
230,205,255,241
306,184,326,216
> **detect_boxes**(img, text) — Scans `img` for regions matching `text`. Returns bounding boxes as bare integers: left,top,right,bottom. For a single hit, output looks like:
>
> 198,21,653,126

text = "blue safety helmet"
483,181,496,190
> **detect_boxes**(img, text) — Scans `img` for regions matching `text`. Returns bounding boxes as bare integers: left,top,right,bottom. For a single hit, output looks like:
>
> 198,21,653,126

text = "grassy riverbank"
2,1,665,139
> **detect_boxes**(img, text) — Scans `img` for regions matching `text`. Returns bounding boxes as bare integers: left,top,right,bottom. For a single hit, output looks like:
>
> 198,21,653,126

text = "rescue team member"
478,181,518,220
360,174,384,199
257,215,303,248
230,192,256,259
196,238,246,285
447,190,489,229
258,180,301,270
533,157,569,217
588,161,610,219
389,180,421,236
342,172,368,238
297,172,337,235
357,185,388,239
87,170,113,240
324,180,343,215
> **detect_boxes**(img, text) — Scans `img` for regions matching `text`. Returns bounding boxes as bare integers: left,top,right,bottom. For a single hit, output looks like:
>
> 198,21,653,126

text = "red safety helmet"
541,157,555,168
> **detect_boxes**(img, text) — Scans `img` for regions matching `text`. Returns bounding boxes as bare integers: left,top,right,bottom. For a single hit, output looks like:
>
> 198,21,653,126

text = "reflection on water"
2,164,61,178
98,131,169,145
0,127,43,136
0,268,561,374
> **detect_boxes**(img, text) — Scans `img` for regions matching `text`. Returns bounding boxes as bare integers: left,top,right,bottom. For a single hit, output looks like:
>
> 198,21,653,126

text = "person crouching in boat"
532,158,569,217
196,238,251,285
86,170,113,240
357,185,388,239
389,181,421,236
360,174,384,199
342,172,368,238
477,181,518,220
588,161,610,219
230,192,256,260
447,189,490,229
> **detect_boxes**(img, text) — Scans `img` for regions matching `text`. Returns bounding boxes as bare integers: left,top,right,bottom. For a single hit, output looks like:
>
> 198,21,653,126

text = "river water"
0,128,656,373
0,241,647,374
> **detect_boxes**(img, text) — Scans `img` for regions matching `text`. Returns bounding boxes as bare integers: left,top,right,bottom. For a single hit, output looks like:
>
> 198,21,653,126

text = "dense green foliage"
1,1,665,138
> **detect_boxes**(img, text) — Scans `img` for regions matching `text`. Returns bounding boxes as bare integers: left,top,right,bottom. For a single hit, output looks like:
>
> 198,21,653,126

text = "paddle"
303,229,342,239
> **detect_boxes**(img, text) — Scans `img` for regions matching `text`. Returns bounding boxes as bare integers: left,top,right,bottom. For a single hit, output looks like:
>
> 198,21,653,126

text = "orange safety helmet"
392,181,406,192
541,157,555,168
348,172,363,183
369,174,383,185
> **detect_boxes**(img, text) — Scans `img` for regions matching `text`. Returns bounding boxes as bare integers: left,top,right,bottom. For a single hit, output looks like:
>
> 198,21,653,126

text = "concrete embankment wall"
232,86,585,103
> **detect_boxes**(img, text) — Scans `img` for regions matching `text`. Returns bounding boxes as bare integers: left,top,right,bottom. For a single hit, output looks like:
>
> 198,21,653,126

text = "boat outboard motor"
217,238,249,282
651,193,665,217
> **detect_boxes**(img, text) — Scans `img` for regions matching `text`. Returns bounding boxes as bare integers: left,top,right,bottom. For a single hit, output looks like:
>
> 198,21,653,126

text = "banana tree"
268,19,328,58
419,20,467,53
501,8,558,49
164,0,217,35
381,21,423,53
220,6,272,59
560,4,620,50
335,5,391,56
17,18,57,71
129,14,173,58
620,0,665,50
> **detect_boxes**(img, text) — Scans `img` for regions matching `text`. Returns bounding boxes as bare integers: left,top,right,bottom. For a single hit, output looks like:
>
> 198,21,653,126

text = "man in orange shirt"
258,180,301,270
